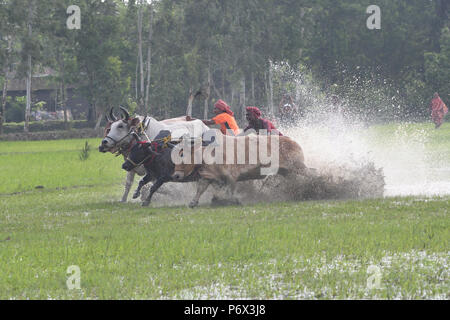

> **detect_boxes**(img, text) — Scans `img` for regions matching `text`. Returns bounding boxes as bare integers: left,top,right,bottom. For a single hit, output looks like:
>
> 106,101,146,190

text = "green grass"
0,187,448,299
0,138,125,194
0,124,449,299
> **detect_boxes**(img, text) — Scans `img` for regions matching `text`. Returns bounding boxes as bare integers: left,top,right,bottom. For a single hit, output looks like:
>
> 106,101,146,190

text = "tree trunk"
251,71,255,106
264,70,268,110
222,69,225,98
144,3,154,114
239,76,246,120
135,55,139,101
203,98,208,119
25,54,32,133
204,55,211,119
210,76,222,99
268,60,274,116
87,72,96,123
54,87,58,112
137,1,144,111
94,112,103,131
24,2,34,133
299,9,305,59
186,88,193,116
60,53,68,129
0,38,11,135
1,69,8,135
231,86,235,112
62,82,67,125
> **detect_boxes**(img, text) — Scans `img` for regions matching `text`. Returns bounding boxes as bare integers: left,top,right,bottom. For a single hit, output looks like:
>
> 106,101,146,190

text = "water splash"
264,62,449,199
140,64,448,206
278,112,449,198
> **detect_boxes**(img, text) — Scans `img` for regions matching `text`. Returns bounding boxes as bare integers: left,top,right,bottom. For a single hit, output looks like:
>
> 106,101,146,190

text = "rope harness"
106,116,151,157
124,145,156,168
125,130,172,169
138,117,151,142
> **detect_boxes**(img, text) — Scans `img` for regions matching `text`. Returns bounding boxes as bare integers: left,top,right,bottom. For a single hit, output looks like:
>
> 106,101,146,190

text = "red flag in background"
430,93,448,128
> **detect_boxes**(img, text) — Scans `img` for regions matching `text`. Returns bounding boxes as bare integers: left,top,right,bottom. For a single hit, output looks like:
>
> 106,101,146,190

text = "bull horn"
119,106,130,121
105,114,110,123
109,107,118,122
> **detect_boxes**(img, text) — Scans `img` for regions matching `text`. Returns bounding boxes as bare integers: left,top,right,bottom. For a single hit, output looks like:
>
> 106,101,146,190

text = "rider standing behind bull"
278,94,298,125
187,99,240,135
243,106,283,136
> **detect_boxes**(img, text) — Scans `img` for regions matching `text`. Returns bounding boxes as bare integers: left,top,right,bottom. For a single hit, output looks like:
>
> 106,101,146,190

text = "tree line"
0,0,448,133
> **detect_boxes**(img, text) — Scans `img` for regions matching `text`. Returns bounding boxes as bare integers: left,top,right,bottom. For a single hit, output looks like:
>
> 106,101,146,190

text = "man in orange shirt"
187,99,240,135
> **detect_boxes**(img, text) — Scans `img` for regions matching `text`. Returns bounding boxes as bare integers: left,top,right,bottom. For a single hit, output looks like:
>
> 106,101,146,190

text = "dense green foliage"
0,0,449,129
2,120,92,134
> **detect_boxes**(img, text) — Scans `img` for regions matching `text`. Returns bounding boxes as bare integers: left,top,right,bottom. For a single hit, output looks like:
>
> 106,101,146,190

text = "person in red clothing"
244,106,283,136
430,92,448,129
187,99,240,135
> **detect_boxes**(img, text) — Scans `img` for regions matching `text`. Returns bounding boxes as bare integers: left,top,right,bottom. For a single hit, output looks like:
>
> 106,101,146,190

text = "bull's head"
99,107,139,153
122,132,161,171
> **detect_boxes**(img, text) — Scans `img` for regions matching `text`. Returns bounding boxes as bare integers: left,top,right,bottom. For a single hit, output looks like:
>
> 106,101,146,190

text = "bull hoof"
188,200,198,208
132,191,140,199
141,201,150,207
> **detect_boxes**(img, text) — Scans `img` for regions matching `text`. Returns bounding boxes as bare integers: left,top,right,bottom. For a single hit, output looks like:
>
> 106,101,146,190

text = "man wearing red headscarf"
244,106,283,136
187,99,240,135
430,93,448,129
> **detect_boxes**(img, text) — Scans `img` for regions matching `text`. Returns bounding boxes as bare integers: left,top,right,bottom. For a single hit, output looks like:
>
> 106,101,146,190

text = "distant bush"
3,120,92,133
0,128,102,141
5,96,26,123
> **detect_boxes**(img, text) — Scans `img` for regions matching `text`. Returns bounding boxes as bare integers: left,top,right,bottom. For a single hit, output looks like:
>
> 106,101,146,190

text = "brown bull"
171,132,312,207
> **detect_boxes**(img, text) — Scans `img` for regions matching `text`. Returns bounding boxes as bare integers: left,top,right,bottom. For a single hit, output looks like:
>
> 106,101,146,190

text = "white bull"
99,107,209,202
